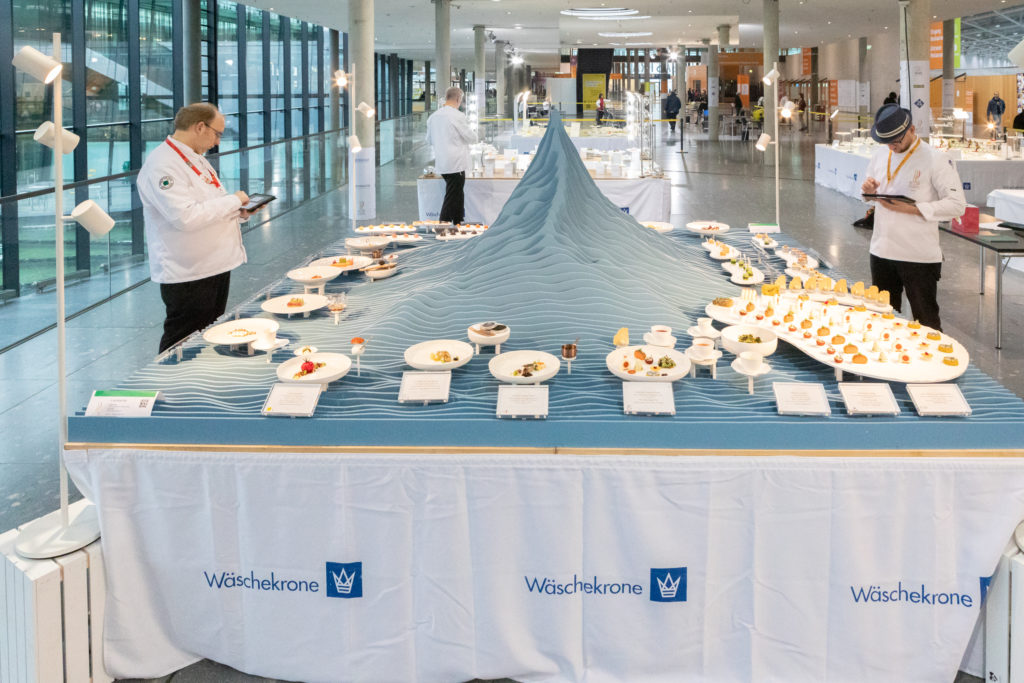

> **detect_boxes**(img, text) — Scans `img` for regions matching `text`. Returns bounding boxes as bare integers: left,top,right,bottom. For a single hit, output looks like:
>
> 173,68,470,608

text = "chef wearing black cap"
860,104,966,331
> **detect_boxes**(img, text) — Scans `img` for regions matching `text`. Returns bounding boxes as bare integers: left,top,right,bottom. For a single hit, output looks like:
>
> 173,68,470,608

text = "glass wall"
0,0,415,350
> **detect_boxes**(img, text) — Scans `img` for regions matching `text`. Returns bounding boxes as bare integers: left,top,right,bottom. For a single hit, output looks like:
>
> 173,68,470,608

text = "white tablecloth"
815,144,1024,206
987,189,1024,221
511,133,633,153
66,447,1024,682
418,175,671,223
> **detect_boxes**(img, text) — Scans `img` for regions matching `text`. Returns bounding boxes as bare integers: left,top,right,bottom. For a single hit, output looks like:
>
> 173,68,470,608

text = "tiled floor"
1,116,1016,683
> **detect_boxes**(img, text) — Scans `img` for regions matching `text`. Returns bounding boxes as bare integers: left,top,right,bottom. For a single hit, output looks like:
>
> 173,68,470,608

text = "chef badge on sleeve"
159,176,174,190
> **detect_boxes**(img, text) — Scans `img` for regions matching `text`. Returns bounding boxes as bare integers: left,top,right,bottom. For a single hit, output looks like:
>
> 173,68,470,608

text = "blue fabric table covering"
70,114,1024,451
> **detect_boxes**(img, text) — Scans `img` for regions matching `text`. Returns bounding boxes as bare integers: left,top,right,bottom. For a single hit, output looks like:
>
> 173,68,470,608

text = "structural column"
942,18,955,113
424,60,431,111
858,37,868,117
434,0,451,106
898,0,931,134
474,25,486,97
495,41,507,117
182,0,201,103
329,29,340,131
349,0,374,145
762,0,779,138
674,44,684,95
810,46,819,118
706,38,719,140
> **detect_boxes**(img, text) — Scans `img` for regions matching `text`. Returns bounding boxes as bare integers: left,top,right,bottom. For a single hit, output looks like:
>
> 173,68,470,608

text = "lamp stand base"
14,502,100,559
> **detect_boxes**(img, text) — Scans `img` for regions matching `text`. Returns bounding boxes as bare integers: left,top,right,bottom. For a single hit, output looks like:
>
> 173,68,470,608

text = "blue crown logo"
650,567,687,602
325,561,362,598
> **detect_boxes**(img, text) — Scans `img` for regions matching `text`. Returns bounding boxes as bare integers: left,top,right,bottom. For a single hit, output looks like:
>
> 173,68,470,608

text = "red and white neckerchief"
165,137,222,189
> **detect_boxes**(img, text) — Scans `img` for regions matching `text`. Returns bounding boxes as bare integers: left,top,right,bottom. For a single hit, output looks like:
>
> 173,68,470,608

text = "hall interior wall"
802,33,899,113
926,74,1018,129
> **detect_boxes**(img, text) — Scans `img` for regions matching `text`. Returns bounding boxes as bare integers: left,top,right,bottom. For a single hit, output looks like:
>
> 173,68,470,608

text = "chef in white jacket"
137,103,261,352
425,87,478,224
861,104,966,331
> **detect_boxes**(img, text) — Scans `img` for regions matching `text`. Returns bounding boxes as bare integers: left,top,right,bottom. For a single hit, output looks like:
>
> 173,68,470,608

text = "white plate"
686,220,730,234
708,245,741,260
202,318,279,345
293,345,319,356
730,268,765,285
775,250,819,269
687,325,721,339
355,224,415,233
752,236,778,249
387,234,423,243
276,352,352,384
642,332,677,348
606,345,691,382
467,322,511,346
489,350,561,384
404,340,474,370
364,263,399,279
286,266,341,287
261,294,328,315
309,255,374,272
641,221,674,233
686,346,723,363
345,236,391,252
730,358,772,377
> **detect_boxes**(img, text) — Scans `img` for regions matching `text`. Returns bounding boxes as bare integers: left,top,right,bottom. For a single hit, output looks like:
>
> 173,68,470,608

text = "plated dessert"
605,345,691,382
404,340,475,370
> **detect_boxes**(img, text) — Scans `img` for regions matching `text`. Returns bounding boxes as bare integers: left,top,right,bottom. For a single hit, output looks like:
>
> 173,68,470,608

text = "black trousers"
668,116,677,133
159,271,232,352
439,171,466,225
869,255,942,331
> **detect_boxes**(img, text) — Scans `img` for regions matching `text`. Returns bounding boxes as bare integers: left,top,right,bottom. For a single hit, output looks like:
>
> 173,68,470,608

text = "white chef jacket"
137,136,246,283
425,104,478,174
865,138,966,263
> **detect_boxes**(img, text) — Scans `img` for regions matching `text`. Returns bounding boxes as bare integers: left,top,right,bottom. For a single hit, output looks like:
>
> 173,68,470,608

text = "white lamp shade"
71,200,115,237
347,134,362,152
1010,38,1024,68
12,45,62,84
356,101,375,118
830,108,839,119
762,68,779,86
33,121,80,152
755,133,771,152
334,69,348,88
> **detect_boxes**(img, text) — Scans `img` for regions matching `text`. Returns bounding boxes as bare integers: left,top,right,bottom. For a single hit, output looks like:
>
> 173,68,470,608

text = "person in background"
884,91,898,105
987,92,1006,138
138,102,263,353
425,86,478,226
797,94,808,132
859,104,966,331
664,89,681,135
595,93,607,125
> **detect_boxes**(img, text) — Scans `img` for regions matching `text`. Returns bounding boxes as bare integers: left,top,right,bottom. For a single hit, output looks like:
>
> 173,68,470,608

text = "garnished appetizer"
286,297,304,307
430,350,457,363
228,328,254,338
294,359,326,379
943,356,959,366
512,360,546,377
331,256,354,267
613,327,629,346
351,336,366,356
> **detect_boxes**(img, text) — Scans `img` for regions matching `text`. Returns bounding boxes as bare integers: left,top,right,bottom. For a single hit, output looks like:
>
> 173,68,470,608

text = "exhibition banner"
582,74,606,112
349,147,376,220
66,449,1024,682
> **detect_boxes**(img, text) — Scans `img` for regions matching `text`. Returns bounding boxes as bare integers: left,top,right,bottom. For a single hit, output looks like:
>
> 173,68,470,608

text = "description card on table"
85,390,162,417
748,222,780,233
496,385,549,419
398,371,451,404
906,383,972,417
773,382,831,416
622,382,675,416
838,382,900,416
262,383,322,417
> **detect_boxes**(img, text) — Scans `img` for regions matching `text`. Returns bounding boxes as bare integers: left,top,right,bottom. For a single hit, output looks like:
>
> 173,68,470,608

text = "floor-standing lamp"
758,63,781,230
333,66,376,231
14,34,115,559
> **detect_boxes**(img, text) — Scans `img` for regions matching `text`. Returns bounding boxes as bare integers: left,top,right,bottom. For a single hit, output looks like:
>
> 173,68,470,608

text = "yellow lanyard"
886,137,921,185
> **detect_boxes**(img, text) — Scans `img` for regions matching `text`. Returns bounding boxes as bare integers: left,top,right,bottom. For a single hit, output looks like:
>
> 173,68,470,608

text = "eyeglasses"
207,123,224,140
886,129,908,147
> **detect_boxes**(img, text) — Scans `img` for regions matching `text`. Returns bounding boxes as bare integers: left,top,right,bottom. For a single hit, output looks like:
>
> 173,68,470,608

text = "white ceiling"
245,0,1021,70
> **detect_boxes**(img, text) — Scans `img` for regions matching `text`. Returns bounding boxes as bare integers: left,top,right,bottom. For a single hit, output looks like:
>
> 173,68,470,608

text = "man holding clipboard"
138,103,273,352
860,104,966,330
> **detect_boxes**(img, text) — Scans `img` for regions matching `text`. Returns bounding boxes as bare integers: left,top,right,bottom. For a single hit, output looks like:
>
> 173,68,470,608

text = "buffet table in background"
417,174,671,223
66,114,1024,683
511,131,633,153
814,144,1024,206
